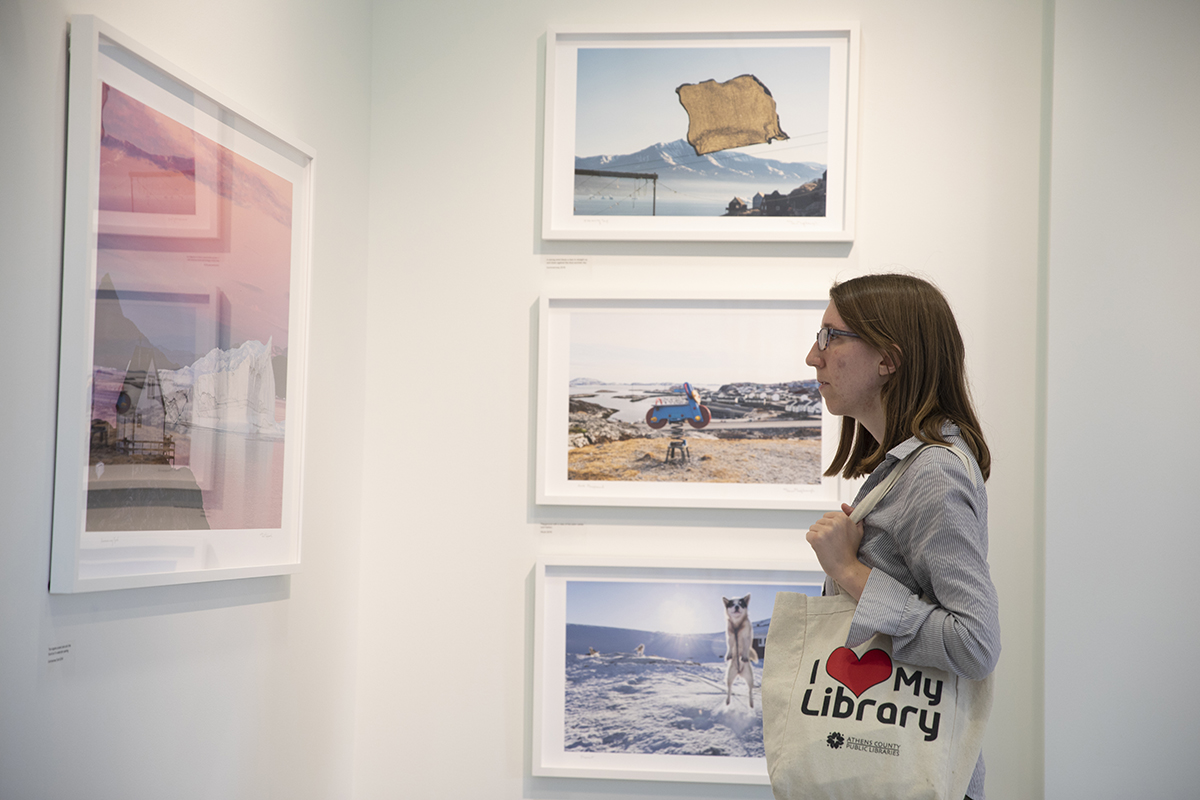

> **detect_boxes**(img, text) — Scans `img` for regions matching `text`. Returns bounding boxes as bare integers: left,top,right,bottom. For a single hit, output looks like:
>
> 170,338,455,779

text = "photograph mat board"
534,559,825,783
51,16,313,592
542,26,858,241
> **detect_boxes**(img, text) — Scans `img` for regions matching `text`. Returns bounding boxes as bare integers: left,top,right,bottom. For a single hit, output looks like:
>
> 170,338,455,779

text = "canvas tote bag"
762,444,994,800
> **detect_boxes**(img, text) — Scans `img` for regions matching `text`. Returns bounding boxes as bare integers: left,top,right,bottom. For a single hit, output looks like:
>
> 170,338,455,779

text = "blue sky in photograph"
575,45,830,163
568,308,821,385
566,580,822,635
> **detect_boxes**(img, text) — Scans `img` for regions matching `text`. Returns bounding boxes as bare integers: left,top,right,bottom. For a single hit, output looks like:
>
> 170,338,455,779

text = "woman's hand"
806,503,872,600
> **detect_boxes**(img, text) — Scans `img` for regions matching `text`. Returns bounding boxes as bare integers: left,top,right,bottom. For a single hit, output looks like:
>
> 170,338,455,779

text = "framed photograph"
535,292,846,510
541,25,859,242
533,557,825,784
50,16,314,592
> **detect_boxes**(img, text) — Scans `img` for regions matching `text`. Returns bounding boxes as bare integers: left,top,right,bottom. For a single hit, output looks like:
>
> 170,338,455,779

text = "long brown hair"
823,274,991,480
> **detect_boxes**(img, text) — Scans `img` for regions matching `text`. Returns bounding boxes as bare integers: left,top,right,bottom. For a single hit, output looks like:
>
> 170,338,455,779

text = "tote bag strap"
848,442,976,525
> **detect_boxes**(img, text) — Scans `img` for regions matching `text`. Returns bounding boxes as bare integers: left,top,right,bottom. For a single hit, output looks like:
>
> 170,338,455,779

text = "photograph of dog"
558,579,821,759
722,594,758,708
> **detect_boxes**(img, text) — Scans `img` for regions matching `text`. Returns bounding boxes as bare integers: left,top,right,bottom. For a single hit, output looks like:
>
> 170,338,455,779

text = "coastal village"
723,171,826,217
566,377,825,485
567,379,823,472
693,380,822,419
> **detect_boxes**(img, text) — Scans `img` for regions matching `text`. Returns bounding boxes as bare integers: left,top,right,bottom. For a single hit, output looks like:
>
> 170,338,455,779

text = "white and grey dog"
722,594,757,707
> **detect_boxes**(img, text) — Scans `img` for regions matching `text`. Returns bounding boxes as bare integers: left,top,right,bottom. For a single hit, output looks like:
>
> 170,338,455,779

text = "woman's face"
805,301,894,429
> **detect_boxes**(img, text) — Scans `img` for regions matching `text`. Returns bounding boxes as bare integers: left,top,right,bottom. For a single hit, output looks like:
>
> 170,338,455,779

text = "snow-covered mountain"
576,139,824,187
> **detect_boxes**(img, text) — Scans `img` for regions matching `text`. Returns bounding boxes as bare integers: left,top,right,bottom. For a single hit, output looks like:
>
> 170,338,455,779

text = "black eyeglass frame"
815,327,861,350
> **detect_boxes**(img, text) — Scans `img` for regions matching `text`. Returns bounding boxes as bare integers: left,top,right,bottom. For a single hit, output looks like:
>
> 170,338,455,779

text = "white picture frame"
50,16,314,592
541,24,859,242
535,291,845,510
532,556,826,784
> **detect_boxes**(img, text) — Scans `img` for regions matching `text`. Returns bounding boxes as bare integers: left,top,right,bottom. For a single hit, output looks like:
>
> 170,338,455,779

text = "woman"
804,274,1000,800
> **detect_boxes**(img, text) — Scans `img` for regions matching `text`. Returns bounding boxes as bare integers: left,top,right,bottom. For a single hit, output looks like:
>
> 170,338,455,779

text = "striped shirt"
827,423,1000,799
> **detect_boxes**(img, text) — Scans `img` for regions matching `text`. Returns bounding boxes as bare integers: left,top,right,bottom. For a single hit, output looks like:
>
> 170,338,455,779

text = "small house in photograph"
725,196,748,215
786,399,823,417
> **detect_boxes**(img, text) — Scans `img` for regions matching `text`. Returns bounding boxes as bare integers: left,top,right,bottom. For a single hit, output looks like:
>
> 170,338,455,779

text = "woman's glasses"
815,327,861,351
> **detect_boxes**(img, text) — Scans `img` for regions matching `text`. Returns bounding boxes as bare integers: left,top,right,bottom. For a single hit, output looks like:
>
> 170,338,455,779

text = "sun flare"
656,597,711,634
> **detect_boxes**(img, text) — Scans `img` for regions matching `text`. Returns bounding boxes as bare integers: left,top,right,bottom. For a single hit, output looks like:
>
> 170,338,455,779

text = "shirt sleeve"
845,448,1001,680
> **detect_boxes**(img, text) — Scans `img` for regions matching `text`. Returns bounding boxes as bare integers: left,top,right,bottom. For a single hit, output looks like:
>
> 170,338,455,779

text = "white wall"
1045,1,1200,796
11,0,1195,798
356,1,1045,798
0,1,372,798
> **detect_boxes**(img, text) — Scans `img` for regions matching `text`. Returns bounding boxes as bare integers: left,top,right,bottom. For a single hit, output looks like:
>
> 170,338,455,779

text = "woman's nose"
805,342,823,368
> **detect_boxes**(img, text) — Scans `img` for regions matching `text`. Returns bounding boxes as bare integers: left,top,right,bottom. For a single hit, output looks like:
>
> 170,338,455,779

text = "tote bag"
762,444,993,800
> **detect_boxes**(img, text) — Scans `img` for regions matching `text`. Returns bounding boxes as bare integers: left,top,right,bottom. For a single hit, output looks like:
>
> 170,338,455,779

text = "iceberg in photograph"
163,339,282,436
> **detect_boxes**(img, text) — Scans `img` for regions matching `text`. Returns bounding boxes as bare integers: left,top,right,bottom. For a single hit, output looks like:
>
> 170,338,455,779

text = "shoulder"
912,444,977,482
885,425,983,492
893,437,986,519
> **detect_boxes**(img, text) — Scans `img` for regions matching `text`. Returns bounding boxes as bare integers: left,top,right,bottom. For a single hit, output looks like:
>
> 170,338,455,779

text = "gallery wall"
3,0,1196,798
0,0,372,798
1044,0,1200,795
356,1,1045,798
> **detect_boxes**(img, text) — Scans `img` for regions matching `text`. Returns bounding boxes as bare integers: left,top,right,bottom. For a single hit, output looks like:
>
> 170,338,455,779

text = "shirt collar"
882,421,962,462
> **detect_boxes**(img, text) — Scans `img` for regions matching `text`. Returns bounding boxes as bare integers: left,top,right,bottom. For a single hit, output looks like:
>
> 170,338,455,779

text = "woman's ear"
878,347,899,376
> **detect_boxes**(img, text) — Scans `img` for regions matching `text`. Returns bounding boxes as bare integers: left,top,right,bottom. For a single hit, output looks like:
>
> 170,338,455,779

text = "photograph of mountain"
574,45,831,216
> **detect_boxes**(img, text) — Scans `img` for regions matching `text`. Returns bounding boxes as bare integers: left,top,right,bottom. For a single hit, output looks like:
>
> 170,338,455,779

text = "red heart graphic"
825,647,893,697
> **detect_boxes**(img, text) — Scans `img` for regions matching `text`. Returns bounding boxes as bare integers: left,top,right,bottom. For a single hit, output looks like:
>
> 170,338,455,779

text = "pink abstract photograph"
87,83,294,532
